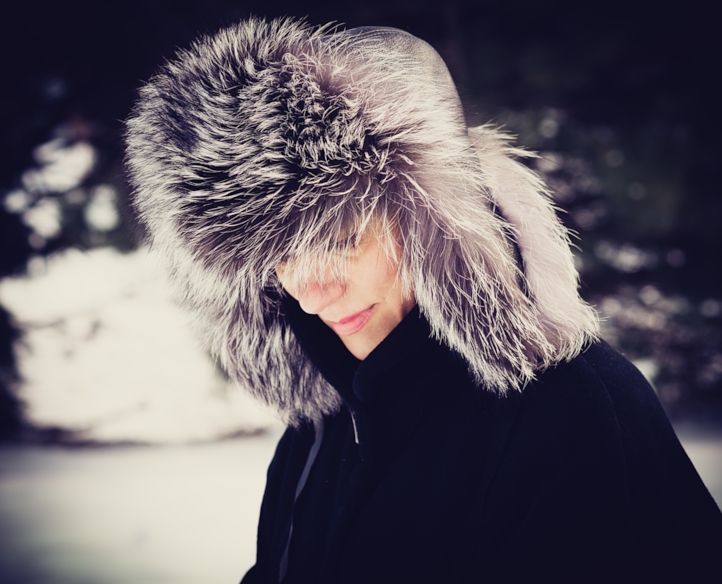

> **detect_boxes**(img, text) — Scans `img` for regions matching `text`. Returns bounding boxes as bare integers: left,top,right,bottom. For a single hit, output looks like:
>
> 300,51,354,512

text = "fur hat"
125,17,599,425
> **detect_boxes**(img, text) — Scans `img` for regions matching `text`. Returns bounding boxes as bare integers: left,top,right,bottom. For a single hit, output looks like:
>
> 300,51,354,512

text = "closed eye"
331,235,360,252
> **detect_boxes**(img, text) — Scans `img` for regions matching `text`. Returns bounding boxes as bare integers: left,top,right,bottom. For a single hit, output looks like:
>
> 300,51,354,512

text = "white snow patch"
23,139,96,194
84,185,119,231
21,197,62,239
0,247,279,443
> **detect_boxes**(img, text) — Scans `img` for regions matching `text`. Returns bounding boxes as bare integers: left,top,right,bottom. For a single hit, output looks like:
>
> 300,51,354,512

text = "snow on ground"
0,428,284,584
0,427,719,584
0,247,276,443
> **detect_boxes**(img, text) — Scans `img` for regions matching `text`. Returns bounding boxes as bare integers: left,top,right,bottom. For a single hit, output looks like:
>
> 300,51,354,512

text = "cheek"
356,248,400,297
380,255,400,286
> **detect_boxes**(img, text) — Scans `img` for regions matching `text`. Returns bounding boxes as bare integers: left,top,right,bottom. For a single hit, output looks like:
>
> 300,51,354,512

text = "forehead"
283,206,392,252
275,215,398,281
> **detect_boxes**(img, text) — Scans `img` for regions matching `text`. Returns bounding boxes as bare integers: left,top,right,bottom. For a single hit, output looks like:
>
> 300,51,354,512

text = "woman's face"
276,226,415,360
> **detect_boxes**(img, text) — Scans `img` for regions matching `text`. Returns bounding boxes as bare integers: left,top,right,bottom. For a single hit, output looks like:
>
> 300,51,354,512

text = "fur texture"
125,18,599,426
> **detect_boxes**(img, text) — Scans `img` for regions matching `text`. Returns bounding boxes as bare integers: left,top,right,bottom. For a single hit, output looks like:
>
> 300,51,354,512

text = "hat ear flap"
208,282,342,427
409,205,549,392
405,124,599,393
469,125,599,360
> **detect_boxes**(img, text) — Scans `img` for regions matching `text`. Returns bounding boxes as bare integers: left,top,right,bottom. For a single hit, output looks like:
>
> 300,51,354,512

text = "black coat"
242,300,722,584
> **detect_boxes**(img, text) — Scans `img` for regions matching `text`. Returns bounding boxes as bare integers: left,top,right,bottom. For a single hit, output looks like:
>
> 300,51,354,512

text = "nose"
296,279,345,315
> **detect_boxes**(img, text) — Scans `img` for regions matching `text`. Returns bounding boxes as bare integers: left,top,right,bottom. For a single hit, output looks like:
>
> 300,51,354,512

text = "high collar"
281,294,434,408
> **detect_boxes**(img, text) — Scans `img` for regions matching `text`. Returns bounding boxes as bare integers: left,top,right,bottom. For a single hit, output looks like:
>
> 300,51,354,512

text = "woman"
125,18,722,583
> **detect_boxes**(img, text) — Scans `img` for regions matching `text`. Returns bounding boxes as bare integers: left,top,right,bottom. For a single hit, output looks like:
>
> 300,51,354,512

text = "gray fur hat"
125,17,599,425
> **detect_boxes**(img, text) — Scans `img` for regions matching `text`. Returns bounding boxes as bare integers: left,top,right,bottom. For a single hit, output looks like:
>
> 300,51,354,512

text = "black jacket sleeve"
241,425,314,584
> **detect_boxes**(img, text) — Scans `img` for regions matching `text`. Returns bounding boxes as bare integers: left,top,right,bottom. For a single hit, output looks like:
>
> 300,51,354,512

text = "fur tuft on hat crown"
125,17,599,426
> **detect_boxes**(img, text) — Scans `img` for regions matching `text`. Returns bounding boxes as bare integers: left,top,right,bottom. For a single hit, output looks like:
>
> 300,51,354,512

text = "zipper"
350,410,359,444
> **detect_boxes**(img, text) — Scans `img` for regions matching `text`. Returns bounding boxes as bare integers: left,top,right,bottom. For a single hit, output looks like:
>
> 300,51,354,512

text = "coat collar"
281,294,437,408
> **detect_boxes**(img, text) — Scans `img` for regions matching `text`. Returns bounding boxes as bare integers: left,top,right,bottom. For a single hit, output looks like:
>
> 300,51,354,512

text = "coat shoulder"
531,339,664,424
544,340,722,529
575,339,658,401
486,340,722,581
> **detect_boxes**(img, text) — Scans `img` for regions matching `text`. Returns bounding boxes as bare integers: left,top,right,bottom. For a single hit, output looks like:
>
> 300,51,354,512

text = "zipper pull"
350,410,360,444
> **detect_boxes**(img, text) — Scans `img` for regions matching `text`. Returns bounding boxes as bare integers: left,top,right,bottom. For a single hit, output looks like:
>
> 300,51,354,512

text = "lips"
327,305,376,336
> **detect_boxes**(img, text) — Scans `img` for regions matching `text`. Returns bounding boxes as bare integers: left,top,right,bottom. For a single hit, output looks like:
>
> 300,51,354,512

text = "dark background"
2,0,720,439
